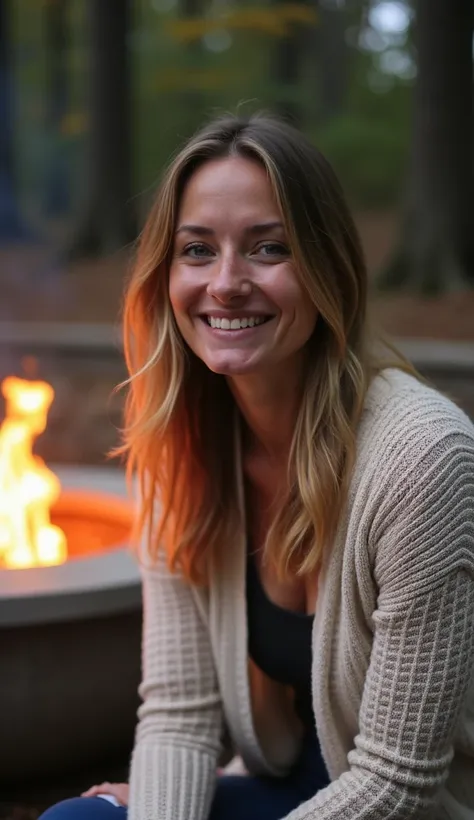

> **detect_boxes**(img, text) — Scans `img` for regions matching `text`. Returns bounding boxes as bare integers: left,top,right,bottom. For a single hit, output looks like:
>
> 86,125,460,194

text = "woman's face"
169,156,318,378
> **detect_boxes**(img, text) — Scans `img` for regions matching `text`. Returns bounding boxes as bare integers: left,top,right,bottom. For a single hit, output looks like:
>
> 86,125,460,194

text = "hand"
81,783,129,806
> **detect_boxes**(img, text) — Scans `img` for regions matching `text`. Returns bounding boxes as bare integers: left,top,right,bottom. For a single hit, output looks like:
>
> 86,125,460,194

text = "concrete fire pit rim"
0,545,141,627
0,463,142,627
0,544,140,596
0,548,141,627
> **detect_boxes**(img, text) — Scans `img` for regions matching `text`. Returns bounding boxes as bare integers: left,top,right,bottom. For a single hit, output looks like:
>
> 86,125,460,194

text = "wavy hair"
117,113,410,582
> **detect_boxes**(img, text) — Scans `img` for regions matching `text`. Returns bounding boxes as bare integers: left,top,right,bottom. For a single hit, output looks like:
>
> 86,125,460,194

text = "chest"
203,510,374,779
244,456,318,616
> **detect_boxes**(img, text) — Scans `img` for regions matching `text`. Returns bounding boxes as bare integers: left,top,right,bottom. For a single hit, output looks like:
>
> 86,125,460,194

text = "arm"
128,551,223,820
285,428,474,819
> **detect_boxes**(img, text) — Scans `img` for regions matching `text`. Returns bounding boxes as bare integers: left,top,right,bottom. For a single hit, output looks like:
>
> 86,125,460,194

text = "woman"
41,114,474,820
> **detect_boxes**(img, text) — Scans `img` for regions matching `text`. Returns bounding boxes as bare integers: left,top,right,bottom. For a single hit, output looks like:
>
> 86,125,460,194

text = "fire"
0,376,67,569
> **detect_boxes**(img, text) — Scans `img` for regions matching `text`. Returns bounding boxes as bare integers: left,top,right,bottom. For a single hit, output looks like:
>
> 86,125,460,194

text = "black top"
246,550,315,729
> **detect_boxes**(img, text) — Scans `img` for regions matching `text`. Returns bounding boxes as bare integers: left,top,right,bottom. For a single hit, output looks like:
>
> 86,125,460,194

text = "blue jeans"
39,730,329,820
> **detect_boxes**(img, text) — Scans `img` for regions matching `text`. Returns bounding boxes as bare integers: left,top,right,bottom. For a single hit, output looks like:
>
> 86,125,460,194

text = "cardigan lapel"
207,415,302,776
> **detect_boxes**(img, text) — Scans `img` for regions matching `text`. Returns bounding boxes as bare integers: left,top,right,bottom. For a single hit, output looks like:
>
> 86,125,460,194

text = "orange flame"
0,377,67,568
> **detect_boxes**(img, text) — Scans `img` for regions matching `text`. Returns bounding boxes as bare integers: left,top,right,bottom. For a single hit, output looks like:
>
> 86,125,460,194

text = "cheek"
168,267,193,318
168,266,181,311
278,279,319,344
299,296,319,332
272,273,317,328
168,269,201,352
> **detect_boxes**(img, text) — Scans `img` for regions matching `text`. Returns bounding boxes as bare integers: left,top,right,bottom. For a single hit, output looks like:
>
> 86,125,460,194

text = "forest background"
2,0,474,339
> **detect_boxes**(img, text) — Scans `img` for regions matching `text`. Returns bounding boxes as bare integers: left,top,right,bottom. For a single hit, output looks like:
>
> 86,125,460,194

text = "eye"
254,242,290,259
181,242,214,260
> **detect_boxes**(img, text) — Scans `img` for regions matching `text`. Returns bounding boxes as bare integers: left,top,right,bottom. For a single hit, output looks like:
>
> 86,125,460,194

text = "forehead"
177,156,282,222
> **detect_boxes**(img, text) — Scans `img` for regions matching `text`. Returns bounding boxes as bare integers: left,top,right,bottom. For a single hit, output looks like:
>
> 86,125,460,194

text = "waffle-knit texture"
129,370,474,820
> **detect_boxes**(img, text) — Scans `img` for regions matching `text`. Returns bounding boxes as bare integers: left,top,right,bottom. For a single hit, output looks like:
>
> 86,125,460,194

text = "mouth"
201,315,274,331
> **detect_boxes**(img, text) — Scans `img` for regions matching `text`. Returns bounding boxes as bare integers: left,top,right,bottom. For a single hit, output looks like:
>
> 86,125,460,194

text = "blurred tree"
380,0,474,292
177,0,206,138
316,0,350,123
0,0,34,242
273,0,302,125
65,0,136,258
271,0,319,127
43,0,70,216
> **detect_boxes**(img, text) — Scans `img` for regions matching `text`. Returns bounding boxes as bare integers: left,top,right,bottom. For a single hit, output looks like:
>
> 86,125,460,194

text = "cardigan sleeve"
284,424,474,819
128,551,223,820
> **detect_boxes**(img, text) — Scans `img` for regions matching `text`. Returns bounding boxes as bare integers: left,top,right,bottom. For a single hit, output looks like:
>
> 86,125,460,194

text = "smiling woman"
39,114,474,820
169,157,318,379
120,115,377,585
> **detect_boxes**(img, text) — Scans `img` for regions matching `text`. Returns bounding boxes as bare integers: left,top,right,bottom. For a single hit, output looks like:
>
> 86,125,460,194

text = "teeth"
207,316,267,330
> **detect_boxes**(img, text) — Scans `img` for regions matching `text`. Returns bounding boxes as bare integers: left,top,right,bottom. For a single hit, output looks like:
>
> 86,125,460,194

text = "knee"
39,797,124,820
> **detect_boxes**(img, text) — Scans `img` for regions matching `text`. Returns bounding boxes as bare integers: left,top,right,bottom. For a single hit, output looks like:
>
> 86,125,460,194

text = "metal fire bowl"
0,465,142,786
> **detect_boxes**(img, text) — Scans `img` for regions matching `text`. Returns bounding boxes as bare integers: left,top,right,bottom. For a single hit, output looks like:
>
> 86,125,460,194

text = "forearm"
129,742,218,820
131,555,223,819
284,569,474,820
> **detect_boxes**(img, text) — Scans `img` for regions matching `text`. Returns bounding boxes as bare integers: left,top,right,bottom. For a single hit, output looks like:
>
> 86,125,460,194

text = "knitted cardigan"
129,369,474,820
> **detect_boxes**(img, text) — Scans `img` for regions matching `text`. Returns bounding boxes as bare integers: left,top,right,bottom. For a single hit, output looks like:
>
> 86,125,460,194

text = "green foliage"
313,114,409,208
10,0,415,217
166,4,317,43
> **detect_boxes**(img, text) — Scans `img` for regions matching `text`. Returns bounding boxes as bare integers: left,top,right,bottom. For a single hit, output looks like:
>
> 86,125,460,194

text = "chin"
204,355,258,377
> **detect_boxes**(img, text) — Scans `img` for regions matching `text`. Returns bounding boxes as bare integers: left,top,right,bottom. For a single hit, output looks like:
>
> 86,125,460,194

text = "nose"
206,251,251,302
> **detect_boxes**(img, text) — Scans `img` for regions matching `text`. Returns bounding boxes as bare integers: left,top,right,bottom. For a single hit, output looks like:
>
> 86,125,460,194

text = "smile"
206,316,272,330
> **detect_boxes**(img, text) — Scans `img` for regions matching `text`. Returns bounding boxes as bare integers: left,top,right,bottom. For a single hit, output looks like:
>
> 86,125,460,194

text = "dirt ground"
1,210,473,341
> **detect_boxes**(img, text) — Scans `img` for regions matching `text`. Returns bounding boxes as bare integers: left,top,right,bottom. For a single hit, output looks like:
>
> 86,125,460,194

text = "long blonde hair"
118,113,408,582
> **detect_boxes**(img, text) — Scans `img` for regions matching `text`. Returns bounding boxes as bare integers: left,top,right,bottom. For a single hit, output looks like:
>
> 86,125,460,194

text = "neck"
227,363,304,461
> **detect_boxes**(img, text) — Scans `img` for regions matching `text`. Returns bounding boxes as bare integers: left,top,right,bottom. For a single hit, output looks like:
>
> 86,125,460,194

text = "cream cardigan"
129,369,474,820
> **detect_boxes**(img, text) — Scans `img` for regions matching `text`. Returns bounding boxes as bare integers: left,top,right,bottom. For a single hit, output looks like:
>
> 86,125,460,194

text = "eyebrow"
175,221,285,236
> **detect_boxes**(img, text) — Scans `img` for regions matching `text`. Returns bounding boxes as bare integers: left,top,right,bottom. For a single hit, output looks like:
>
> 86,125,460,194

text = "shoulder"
358,367,474,469
353,369,474,596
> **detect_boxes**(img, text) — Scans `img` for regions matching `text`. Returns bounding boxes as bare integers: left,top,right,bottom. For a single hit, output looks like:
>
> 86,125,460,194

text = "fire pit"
0,378,141,786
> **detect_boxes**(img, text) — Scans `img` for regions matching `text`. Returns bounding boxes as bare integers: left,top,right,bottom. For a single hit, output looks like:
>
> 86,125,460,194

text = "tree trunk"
317,0,349,123
0,0,35,242
271,0,314,125
43,0,70,216
65,0,136,259
177,0,204,139
379,0,474,293
272,4,301,124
